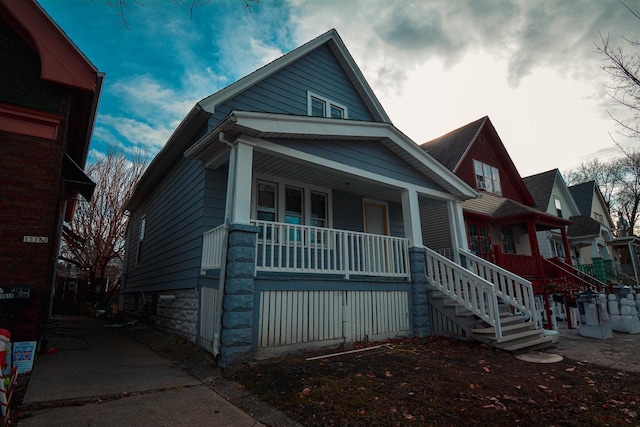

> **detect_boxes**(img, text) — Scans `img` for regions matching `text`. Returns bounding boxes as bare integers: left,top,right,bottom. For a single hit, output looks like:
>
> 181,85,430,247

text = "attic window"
473,160,502,195
307,92,348,119
554,197,563,218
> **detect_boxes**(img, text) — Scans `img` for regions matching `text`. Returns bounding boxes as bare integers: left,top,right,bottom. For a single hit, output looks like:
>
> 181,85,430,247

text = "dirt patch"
226,336,640,426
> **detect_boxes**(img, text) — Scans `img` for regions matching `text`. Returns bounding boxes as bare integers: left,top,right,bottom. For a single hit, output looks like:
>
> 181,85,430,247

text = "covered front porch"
188,111,475,364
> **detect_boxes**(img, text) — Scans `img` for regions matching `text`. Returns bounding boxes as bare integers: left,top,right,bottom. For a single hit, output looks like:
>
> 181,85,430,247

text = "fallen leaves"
228,336,640,427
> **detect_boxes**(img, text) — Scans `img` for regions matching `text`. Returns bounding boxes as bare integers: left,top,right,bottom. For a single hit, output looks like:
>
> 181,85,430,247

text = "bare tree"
595,2,640,140
566,149,640,236
60,147,147,300
106,0,262,29
564,158,617,205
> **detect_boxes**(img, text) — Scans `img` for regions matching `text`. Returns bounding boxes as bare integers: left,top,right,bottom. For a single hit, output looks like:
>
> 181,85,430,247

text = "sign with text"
23,236,48,244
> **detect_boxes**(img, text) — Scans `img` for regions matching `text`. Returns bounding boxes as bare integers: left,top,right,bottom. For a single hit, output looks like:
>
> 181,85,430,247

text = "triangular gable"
128,29,392,209
569,181,615,230
199,29,390,123
523,169,580,216
422,116,534,206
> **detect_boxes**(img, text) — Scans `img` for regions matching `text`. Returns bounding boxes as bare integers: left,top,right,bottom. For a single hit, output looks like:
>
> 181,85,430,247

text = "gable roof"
421,116,485,172
127,29,458,210
522,169,557,210
199,29,390,123
523,169,580,216
568,181,595,216
421,116,534,206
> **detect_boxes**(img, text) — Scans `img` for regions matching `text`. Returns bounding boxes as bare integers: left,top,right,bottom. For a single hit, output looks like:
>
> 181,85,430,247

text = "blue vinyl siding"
271,138,445,191
124,157,208,292
332,190,404,238
208,45,375,128
124,41,403,295
202,166,228,229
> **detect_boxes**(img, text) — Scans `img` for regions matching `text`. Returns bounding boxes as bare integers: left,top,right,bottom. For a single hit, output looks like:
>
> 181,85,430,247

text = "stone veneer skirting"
124,288,198,343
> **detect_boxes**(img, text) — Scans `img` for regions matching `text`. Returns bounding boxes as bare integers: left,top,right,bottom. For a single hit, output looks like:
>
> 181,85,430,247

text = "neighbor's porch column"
560,227,572,265
225,139,254,225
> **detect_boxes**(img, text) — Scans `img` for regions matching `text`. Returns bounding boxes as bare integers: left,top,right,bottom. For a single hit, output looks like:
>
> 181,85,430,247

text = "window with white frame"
554,197,563,218
253,176,331,229
473,160,501,195
307,92,347,119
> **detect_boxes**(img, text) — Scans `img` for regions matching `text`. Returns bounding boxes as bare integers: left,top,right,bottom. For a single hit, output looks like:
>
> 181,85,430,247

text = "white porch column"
447,200,467,263
225,140,254,225
401,188,423,248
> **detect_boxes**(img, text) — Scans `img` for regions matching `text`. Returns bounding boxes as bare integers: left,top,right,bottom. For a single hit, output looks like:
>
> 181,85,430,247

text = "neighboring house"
569,181,638,286
0,1,102,340
420,117,599,329
523,169,581,261
122,31,550,366
421,117,572,272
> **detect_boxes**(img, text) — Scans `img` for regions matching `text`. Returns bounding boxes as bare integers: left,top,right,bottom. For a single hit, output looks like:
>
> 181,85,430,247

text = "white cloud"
99,115,173,152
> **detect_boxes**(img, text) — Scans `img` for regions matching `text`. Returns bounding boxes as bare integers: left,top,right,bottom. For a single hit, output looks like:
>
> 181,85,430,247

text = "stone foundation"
124,288,198,343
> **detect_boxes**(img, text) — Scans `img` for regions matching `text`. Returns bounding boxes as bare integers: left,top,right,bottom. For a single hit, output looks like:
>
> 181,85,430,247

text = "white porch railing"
201,224,227,273
460,250,539,330
425,247,503,338
251,220,410,279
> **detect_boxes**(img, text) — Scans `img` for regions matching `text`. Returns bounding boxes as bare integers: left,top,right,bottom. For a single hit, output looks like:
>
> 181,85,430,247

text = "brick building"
0,0,102,341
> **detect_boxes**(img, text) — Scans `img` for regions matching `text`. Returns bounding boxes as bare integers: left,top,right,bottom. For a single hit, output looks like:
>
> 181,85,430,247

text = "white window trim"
473,159,502,196
252,173,333,228
307,91,348,119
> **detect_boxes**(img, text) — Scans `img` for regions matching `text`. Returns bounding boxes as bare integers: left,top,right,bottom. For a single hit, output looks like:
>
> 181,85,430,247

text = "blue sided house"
122,30,552,366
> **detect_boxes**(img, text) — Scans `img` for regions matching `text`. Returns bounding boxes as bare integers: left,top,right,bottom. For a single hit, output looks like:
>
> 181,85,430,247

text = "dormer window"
308,92,347,119
473,160,501,195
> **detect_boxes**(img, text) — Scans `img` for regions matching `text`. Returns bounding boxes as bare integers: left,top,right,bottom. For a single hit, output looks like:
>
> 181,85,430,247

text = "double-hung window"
308,92,348,119
253,176,331,241
473,160,502,195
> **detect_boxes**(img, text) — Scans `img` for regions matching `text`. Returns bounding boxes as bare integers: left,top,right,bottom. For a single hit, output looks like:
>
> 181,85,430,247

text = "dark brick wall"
0,130,65,292
0,16,73,341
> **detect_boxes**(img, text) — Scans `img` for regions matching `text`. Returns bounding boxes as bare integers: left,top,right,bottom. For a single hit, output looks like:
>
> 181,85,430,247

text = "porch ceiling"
253,151,404,202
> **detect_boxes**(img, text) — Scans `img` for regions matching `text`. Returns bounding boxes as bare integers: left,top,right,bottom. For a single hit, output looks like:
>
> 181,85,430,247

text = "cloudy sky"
39,0,640,177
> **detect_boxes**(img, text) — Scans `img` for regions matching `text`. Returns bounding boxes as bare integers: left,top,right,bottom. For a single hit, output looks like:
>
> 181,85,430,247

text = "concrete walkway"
552,323,640,372
17,316,298,427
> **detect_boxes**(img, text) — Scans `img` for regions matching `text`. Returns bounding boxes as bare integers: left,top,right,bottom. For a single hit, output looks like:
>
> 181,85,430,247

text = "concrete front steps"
430,291,557,352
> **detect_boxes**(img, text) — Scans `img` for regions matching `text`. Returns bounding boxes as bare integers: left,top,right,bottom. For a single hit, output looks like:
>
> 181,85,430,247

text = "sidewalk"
17,316,299,427
553,323,640,372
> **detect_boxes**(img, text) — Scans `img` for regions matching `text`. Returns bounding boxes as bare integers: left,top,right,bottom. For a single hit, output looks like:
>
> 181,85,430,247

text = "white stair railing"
459,250,540,330
425,247,503,339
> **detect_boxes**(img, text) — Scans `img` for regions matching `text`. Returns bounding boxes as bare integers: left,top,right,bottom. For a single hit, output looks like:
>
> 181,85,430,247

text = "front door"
363,200,389,235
